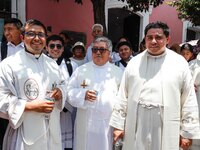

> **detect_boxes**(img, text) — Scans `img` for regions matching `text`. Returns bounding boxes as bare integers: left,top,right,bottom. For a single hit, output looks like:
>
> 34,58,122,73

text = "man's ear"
167,35,171,44
20,34,24,41
45,46,48,51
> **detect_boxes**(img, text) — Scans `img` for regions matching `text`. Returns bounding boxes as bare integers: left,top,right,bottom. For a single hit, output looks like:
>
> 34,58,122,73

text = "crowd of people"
0,18,200,150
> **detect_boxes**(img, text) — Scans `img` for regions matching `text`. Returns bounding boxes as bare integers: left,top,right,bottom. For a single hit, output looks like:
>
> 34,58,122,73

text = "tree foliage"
73,0,165,12
55,0,164,33
119,0,164,12
167,0,200,26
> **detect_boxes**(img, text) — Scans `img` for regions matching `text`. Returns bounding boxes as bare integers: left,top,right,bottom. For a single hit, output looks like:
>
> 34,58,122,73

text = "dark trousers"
0,118,8,150
64,148,72,150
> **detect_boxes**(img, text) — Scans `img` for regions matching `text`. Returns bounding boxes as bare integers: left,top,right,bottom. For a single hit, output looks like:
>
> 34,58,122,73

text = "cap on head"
71,41,85,52
92,24,103,32
117,41,132,50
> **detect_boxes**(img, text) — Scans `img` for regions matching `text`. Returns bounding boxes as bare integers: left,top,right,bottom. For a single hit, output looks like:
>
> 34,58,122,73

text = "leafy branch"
167,0,200,26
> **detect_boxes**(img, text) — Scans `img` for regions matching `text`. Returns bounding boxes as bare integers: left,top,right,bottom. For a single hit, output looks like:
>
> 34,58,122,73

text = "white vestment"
110,49,200,150
0,50,67,150
70,57,85,67
189,53,200,150
67,61,123,150
59,60,77,149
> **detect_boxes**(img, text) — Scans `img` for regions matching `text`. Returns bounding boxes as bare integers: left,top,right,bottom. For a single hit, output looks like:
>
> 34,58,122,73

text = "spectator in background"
170,43,181,54
0,18,23,61
114,41,133,71
111,36,130,63
193,39,200,55
70,41,86,67
46,26,53,37
57,30,73,65
133,38,146,56
0,17,23,150
84,23,103,63
139,38,146,53
46,34,77,150
180,43,195,62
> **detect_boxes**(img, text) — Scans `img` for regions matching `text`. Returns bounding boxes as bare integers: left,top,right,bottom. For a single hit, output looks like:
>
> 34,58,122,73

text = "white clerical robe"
67,61,123,150
110,49,200,150
189,53,200,150
0,50,67,150
59,59,77,149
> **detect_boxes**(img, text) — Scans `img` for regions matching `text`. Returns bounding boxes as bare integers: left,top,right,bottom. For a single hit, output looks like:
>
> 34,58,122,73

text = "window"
0,0,12,41
0,0,12,18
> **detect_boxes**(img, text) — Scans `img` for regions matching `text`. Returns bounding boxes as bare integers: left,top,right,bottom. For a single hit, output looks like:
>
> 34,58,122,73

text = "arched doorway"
108,8,140,52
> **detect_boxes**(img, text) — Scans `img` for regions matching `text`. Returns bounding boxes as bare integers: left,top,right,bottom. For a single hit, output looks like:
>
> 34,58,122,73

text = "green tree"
76,0,164,33
56,0,164,33
167,0,200,26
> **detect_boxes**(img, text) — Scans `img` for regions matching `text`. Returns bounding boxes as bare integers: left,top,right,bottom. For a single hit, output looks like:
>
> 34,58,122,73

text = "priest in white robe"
110,21,200,150
67,36,123,150
45,34,78,150
0,19,67,150
189,53,200,150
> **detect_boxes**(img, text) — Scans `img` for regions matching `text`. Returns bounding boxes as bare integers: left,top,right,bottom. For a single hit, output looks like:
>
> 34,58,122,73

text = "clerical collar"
92,61,109,68
25,48,42,59
147,50,166,58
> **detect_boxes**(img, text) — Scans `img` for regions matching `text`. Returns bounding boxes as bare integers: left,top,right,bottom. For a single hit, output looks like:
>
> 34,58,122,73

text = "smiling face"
46,40,64,59
22,25,46,55
118,45,132,61
145,28,169,55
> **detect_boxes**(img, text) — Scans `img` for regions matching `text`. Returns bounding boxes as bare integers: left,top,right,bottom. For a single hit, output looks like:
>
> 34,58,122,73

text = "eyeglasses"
24,31,46,39
49,44,63,49
92,47,109,54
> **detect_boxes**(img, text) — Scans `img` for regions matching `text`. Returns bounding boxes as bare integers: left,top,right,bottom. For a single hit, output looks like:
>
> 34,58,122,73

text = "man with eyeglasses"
46,34,77,150
67,36,123,150
0,19,67,150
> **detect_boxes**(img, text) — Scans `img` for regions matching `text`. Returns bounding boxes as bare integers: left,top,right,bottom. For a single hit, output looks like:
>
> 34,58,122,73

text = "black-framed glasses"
92,47,109,54
49,44,63,50
24,31,46,39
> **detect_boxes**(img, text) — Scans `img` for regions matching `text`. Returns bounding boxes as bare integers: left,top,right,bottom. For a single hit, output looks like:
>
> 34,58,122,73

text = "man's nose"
33,35,41,40
152,38,157,43
4,30,9,36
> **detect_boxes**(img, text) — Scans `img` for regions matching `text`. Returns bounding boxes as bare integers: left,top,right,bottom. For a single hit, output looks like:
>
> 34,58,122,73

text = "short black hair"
46,34,64,46
116,41,132,50
59,30,70,39
144,21,170,38
21,19,47,35
181,43,193,53
4,18,23,29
